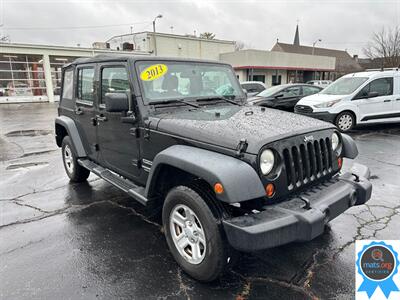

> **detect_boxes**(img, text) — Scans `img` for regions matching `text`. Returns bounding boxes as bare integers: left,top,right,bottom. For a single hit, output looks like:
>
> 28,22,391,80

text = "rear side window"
101,66,130,104
62,69,74,99
303,86,321,96
356,77,393,99
77,67,95,103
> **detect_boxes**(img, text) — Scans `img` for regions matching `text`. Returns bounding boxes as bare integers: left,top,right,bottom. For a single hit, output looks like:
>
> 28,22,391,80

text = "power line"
3,21,152,31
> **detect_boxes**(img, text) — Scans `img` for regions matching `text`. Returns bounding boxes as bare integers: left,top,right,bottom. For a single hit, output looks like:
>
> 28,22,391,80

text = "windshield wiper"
195,96,242,106
151,99,200,108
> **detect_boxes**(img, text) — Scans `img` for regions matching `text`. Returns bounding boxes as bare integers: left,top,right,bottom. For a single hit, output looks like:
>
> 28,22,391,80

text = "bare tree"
199,32,215,40
234,40,245,51
363,26,400,68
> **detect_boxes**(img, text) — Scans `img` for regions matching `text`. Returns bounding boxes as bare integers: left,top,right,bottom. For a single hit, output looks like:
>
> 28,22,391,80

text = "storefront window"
50,56,76,100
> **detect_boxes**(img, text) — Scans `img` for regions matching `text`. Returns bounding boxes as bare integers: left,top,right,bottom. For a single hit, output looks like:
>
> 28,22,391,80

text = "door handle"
396,98,400,101
383,99,391,102
96,114,107,122
75,107,83,115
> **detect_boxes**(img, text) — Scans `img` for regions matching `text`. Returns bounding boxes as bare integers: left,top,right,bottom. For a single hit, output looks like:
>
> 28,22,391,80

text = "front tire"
61,136,90,182
162,185,231,282
335,111,355,132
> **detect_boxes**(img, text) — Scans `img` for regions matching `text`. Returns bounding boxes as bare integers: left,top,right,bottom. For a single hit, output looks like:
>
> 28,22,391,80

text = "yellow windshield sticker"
140,64,168,81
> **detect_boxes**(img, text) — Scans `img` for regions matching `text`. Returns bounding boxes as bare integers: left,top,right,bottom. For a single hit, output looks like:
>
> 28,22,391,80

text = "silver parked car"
240,81,266,97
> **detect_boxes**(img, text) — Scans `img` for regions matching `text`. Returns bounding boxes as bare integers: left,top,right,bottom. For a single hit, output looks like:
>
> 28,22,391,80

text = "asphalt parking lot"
0,103,399,300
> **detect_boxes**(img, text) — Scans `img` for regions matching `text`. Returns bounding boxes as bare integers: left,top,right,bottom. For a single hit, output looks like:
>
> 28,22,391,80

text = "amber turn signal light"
338,157,343,169
214,183,224,194
265,183,275,198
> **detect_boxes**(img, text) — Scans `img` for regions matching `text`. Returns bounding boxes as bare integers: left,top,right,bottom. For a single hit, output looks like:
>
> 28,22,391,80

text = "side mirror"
242,88,248,98
367,91,379,98
105,93,129,112
275,93,284,99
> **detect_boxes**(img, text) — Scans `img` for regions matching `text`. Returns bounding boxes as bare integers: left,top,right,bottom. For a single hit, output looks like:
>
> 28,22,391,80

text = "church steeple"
293,24,300,46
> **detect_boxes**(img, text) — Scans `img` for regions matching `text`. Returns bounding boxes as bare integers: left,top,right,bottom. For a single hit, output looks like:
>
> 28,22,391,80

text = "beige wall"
220,49,336,71
148,33,235,60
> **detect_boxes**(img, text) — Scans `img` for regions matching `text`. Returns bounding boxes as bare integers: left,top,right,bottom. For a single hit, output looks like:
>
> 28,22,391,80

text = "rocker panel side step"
78,159,148,205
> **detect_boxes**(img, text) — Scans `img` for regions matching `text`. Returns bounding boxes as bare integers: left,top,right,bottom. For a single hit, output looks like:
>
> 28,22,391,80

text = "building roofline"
274,42,351,55
234,65,335,72
0,42,150,54
106,31,235,45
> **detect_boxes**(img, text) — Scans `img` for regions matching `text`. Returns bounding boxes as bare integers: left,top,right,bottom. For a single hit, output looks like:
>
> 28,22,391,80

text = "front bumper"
297,111,337,123
223,162,372,252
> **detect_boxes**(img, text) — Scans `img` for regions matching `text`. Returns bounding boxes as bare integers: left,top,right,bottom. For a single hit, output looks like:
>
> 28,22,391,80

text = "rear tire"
335,111,355,132
162,185,233,282
61,136,90,182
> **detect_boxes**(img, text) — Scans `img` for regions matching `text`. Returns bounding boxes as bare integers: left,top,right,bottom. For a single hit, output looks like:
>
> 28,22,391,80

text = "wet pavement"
0,103,399,300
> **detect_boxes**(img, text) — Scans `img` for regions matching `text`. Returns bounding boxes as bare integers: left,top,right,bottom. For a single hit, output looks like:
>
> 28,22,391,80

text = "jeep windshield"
320,77,368,95
136,61,244,105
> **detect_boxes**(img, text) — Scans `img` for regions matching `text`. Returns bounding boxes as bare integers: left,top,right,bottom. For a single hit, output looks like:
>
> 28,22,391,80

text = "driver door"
96,63,141,180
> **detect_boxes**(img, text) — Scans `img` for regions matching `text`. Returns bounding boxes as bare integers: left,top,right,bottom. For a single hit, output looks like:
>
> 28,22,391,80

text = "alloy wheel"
169,204,207,265
63,145,74,174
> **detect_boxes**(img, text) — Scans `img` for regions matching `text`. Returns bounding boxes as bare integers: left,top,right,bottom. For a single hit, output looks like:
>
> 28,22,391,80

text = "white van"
295,70,400,132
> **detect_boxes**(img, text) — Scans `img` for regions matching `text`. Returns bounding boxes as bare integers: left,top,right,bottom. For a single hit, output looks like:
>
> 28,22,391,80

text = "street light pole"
152,14,163,33
312,39,322,55
152,14,162,56
312,39,322,80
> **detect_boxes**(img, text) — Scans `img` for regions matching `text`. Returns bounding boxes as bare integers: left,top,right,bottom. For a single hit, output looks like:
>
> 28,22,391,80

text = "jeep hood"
154,105,334,154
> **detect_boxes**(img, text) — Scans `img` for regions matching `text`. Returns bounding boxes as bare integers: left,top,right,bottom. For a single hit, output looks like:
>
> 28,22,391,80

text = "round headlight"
331,132,340,151
260,149,275,175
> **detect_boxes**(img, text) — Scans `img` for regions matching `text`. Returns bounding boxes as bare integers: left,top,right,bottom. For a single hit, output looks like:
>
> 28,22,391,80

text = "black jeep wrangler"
55,55,372,282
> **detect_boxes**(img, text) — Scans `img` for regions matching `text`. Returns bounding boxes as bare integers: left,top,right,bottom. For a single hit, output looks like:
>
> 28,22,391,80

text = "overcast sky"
0,0,398,57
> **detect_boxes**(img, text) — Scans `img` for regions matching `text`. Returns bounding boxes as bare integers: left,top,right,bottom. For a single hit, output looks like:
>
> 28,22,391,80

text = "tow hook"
299,195,311,210
352,173,360,182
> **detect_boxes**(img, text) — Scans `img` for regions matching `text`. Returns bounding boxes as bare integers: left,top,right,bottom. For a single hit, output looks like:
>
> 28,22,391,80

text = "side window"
101,66,130,104
77,67,95,103
62,69,74,99
282,86,301,97
355,78,393,99
369,78,393,96
303,86,321,96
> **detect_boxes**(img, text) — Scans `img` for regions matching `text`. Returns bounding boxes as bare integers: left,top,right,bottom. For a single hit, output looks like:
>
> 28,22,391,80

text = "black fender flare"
341,134,358,159
55,116,86,157
145,145,265,203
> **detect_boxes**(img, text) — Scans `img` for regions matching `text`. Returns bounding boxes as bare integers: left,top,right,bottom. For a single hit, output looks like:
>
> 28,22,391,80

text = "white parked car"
295,70,400,132
306,80,332,88
240,81,266,97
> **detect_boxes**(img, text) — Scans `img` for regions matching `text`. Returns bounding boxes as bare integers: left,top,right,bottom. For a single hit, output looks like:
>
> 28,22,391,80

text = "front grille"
295,105,313,114
282,137,333,190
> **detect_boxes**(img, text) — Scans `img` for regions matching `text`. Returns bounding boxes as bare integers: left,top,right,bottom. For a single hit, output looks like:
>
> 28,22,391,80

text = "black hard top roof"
65,54,228,68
